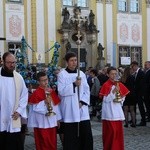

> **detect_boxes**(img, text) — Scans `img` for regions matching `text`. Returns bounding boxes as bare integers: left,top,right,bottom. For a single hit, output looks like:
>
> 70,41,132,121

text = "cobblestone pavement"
25,114,150,150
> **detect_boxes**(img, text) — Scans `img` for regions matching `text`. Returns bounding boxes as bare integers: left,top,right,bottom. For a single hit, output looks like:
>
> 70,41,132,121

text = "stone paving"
25,113,150,150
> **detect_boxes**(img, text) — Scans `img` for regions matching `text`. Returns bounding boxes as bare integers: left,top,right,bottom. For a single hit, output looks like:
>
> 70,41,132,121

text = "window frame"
130,0,140,13
7,0,23,4
118,0,128,12
118,45,142,66
118,0,140,14
62,0,89,8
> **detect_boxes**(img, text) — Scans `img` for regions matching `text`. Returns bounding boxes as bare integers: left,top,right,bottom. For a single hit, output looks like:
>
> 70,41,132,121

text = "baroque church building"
0,0,150,69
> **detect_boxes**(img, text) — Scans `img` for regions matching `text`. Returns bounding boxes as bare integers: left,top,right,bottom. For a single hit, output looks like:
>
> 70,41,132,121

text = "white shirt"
102,85,125,121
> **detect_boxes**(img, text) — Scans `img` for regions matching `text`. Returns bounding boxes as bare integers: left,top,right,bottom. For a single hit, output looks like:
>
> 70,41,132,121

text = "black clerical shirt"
1,67,13,77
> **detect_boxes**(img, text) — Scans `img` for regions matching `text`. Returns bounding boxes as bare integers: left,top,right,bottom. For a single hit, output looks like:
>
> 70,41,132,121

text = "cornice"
105,0,112,4
96,0,104,3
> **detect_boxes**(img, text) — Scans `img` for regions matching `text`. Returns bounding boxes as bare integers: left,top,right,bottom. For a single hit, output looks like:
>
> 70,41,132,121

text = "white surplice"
57,69,90,123
27,100,62,128
102,85,125,121
0,76,28,133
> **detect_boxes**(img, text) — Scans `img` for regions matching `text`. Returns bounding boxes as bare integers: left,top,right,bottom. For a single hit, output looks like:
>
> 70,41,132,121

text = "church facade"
0,0,150,69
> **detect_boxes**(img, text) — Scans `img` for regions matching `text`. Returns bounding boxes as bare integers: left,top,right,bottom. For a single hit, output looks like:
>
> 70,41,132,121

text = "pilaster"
3,0,6,52
55,0,63,66
44,0,48,64
31,0,37,64
145,0,150,60
90,0,97,67
24,0,29,64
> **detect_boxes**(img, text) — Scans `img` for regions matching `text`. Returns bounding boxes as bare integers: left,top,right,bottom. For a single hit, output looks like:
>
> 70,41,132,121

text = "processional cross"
71,7,87,137
71,9,87,79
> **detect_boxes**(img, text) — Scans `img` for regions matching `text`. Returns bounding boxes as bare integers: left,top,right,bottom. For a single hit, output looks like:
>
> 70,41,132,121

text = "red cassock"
99,79,129,150
29,87,60,150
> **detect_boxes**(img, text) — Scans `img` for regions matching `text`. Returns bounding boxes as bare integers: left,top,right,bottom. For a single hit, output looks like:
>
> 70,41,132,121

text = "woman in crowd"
120,67,136,127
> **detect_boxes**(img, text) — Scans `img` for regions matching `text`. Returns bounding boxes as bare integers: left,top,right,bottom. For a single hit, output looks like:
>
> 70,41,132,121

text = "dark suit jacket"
144,69,150,96
134,68,145,96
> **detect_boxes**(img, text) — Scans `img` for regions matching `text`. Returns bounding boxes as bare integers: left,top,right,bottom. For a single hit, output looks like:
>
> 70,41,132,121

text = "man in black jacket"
144,61,150,122
131,61,146,126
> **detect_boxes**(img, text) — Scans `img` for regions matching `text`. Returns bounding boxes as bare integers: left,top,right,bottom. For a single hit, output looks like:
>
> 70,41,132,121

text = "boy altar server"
57,52,93,150
28,72,61,150
99,67,129,150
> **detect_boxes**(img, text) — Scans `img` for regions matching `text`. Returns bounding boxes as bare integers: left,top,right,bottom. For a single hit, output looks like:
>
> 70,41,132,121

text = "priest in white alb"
0,52,28,150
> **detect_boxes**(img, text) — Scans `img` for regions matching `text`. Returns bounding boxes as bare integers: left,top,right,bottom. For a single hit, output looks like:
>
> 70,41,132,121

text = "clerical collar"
1,67,14,77
65,67,77,73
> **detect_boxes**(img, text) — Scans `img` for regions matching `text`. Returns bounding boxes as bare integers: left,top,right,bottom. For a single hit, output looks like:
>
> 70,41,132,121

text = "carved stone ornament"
146,0,150,4
105,0,112,4
96,0,104,3
146,0,150,7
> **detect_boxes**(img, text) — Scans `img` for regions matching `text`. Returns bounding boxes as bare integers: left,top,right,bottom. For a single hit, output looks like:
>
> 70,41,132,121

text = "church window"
119,46,142,66
118,0,127,12
63,0,88,7
118,0,140,13
130,0,140,13
77,0,88,7
63,0,73,6
7,0,22,3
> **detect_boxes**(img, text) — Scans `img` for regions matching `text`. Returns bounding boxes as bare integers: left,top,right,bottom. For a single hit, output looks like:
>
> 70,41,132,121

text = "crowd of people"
0,51,150,150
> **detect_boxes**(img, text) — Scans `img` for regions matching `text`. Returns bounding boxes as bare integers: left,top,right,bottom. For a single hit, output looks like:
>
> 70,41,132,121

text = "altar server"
99,66,129,150
57,52,93,150
28,71,61,150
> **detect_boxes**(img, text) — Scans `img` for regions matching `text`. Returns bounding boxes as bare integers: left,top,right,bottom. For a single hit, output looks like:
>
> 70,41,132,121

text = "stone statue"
89,10,95,24
97,43,105,59
62,7,70,23
88,10,97,32
73,4,81,18
84,16,89,31
65,41,71,52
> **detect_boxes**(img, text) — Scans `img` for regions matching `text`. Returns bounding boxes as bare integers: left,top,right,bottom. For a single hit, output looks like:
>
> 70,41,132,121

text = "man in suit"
144,61,150,122
131,61,146,126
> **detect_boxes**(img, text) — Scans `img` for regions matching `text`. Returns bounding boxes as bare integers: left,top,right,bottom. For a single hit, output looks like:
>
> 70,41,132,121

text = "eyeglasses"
5,61,16,65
